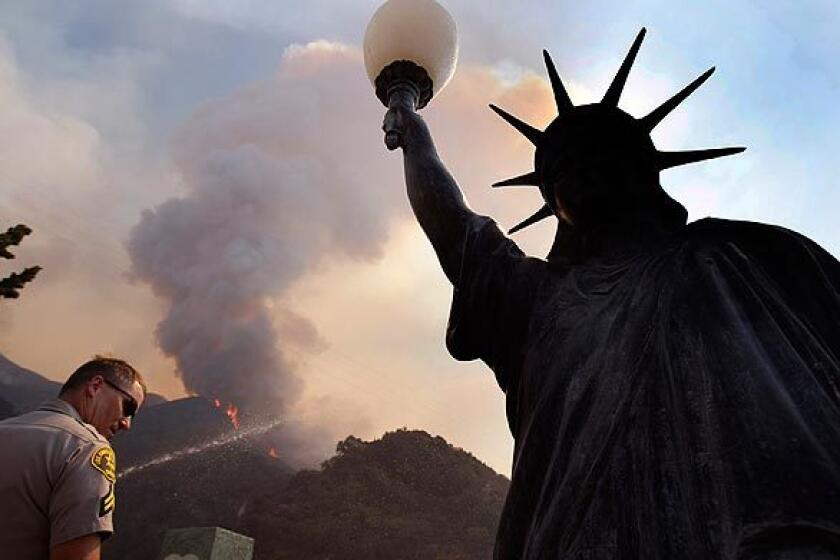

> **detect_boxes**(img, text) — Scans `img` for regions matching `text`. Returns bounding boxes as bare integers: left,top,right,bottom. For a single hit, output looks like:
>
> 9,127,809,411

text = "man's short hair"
59,356,147,397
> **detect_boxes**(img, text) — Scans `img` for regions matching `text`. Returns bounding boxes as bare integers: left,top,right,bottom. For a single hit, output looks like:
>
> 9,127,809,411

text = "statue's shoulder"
685,216,798,239
684,217,816,250
681,217,838,269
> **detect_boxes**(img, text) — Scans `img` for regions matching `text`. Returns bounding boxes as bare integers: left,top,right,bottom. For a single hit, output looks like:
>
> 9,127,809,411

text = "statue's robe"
447,216,840,559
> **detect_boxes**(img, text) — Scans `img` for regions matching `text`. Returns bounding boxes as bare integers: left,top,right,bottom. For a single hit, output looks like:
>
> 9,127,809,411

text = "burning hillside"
105,424,507,560
211,397,241,430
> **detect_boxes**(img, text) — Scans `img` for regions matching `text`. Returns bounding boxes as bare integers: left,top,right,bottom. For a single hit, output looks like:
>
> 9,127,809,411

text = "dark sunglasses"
103,378,138,418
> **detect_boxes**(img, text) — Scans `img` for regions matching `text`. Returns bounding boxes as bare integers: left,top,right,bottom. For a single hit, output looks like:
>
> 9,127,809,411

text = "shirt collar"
37,398,84,423
38,398,108,442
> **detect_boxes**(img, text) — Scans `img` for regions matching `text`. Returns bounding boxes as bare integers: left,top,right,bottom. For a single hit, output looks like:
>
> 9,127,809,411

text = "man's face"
83,375,145,440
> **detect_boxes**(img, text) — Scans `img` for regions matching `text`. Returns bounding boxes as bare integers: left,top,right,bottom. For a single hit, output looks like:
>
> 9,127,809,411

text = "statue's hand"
382,106,406,151
383,104,416,151
382,91,429,151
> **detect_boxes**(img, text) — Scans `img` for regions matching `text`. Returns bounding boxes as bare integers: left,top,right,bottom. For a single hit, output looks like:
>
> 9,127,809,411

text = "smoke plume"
128,41,401,464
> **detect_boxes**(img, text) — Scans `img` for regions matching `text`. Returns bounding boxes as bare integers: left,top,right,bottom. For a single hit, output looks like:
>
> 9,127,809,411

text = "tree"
0,224,41,298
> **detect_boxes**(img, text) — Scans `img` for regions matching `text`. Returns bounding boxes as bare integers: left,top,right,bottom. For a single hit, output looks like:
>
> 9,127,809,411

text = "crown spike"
489,104,544,146
492,171,541,188
657,147,745,170
543,50,574,114
640,67,715,131
508,204,555,234
602,28,646,107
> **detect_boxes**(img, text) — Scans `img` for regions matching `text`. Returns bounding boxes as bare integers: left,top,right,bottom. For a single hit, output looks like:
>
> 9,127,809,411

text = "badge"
99,483,115,517
91,446,117,483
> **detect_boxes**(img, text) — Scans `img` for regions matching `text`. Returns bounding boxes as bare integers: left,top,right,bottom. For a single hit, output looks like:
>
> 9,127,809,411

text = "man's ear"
86,374,104,397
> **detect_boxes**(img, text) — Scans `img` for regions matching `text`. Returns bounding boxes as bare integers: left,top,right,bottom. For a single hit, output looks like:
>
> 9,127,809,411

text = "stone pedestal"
158,527,254,560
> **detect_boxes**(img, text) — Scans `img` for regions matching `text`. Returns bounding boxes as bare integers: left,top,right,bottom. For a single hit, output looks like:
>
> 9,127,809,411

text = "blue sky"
0,1,838,473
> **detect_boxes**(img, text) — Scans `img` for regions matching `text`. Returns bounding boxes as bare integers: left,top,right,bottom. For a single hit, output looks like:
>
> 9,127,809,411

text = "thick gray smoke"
128,42,403,462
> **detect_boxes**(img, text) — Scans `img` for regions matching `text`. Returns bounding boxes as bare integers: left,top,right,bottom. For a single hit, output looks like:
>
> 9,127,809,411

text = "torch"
363,0,458,150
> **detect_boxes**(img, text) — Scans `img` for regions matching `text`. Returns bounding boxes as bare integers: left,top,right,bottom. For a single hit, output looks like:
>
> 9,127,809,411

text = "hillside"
0,353,63,416
105,429,508,560
243,429,509,559
105,420,295,560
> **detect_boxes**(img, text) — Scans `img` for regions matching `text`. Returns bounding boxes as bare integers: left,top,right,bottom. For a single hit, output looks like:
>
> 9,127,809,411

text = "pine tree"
0,224,41,298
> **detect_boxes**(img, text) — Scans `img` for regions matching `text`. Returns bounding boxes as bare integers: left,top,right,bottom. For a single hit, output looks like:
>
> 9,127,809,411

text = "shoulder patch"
91,446,117,483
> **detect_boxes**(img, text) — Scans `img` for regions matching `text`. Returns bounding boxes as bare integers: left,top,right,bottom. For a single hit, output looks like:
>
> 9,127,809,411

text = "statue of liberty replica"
371,15,840,558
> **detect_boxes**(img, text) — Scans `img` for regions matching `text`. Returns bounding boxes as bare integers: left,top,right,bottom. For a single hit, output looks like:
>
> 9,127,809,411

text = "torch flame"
226,403,240,429
212,398,221,408
268,447,279,459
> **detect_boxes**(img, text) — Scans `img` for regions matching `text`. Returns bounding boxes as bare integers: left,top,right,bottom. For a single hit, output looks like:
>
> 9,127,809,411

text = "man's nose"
119,416,132,431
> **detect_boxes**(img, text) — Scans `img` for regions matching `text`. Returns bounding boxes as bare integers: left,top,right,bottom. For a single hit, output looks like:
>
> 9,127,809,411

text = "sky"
0,0,839,474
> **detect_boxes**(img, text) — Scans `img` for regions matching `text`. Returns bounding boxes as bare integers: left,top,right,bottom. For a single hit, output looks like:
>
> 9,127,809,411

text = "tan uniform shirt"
0,399,116,559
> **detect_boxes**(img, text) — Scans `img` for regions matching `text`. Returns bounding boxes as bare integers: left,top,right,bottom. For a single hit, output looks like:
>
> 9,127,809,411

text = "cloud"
0,38,102,197
0,32,182,398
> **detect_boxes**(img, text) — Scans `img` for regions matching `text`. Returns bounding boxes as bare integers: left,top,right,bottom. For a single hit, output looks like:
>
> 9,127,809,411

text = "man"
382,29,840,558
0,356,146,560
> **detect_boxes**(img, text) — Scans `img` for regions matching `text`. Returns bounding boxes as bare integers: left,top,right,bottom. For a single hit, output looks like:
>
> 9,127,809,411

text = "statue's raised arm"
382,89,477,283
364,0,469,282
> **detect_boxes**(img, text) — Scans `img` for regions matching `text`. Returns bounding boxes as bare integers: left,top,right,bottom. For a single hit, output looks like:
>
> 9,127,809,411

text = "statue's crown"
491,28,745,234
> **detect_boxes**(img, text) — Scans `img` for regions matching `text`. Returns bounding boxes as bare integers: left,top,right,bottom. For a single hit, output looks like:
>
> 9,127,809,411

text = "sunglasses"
103,378,139,419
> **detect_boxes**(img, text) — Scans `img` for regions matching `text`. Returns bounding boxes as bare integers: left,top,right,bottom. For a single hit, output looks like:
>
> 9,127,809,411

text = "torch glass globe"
364,0,458,97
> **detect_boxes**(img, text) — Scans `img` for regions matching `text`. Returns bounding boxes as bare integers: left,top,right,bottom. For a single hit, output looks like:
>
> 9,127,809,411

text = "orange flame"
226,403,240,429
267,447,279,459
212,398,221,408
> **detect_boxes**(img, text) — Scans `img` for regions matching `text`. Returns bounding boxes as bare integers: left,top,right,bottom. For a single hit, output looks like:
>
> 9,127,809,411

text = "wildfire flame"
210,397,240,429
226,403,240,429
267,447,279,459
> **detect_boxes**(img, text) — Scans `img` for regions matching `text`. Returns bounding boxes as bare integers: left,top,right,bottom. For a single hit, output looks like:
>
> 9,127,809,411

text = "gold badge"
91,446,116,483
